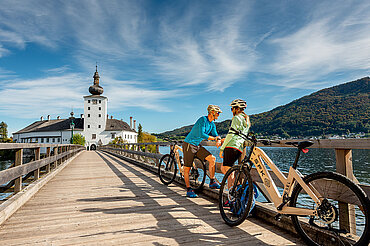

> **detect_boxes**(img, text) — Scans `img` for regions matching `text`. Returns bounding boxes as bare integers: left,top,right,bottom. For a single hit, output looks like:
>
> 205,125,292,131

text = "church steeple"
89,64,104,95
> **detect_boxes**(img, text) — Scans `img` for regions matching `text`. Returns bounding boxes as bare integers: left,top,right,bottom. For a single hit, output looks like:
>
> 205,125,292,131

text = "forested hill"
155,77,369,139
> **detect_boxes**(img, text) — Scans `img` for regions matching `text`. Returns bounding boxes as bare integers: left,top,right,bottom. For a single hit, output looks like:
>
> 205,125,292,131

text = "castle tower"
83,65,108,149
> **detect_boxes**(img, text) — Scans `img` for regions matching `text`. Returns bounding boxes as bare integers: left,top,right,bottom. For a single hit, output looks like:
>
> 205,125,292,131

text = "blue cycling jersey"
184,116,218,146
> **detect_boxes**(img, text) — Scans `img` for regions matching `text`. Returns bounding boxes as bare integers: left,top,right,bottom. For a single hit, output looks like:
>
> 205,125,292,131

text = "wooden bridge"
0,139,369,245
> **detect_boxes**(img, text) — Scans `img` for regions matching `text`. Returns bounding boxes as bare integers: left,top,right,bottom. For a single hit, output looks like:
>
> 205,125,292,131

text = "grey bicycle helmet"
230,99,247,109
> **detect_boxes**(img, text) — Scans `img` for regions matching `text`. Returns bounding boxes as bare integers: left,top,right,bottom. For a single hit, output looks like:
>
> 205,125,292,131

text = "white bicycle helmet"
207,105,222,113
230,99,247,109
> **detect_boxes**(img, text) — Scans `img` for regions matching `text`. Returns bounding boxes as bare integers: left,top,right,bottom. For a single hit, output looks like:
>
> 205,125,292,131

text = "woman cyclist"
219,99,250,179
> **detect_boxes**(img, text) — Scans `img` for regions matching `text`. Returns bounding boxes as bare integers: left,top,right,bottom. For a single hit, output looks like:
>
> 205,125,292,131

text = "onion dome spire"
89,64,104,95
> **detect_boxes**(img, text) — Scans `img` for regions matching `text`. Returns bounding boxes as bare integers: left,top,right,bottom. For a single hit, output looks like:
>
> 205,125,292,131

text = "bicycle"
219,132,370,246
158,138,207,192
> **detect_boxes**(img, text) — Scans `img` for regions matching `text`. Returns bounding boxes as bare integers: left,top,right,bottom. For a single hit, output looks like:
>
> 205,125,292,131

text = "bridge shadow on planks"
78,151,301,245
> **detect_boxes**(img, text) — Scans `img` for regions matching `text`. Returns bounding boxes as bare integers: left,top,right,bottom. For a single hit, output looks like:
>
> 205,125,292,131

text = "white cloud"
153,1,256,92
267,1,370,88
0,72,186,120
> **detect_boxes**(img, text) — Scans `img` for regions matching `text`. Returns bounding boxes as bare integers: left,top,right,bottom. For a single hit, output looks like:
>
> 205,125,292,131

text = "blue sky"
0,0,369,135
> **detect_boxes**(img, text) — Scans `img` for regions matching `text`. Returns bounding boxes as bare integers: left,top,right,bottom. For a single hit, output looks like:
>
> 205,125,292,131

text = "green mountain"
155,77,369,139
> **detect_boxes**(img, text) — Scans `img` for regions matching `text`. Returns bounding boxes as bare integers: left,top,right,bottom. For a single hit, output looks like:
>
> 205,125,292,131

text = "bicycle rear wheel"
189,157,206,192
219,165,254,226
290,172,370,246
158,154,177,185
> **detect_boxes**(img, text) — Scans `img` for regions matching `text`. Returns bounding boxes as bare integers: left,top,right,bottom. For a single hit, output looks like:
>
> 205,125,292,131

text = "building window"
57,138,60,142
46,138,49,143
88,125,90,128
41,138,44,143
99,114,101,117
99,107,101,110
88,114,90,117
98,125,101,128
88,100,90,103
99,100,101,103
52,138,55,143
92,134,96,139
111,133,116,139
92,99,97,104
88,107,90,110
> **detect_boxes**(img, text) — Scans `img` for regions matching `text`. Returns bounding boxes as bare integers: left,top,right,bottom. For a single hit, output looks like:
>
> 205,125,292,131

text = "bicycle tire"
189,156,206,192
219,165,253,226
290,171,370,246
158,154,177,185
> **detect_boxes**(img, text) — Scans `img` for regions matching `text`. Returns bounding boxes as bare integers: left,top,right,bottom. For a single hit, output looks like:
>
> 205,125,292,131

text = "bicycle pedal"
274,213,282,221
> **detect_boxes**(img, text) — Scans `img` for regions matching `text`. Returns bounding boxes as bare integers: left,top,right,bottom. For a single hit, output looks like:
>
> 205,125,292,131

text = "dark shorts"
223,147,242,167
182,142,211,167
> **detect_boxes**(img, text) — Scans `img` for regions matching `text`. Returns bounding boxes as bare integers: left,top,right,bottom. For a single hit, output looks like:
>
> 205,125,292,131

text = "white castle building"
13,67,137,150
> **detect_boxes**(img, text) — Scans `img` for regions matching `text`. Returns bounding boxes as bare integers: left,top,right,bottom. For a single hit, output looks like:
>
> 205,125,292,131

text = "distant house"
12,67,137,150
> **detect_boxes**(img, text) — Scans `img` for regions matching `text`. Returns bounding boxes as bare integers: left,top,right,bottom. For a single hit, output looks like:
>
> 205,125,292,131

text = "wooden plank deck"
0,151,304,245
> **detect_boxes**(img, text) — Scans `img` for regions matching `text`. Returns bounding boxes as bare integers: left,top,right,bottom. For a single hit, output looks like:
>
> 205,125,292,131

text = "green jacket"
220,112,250,152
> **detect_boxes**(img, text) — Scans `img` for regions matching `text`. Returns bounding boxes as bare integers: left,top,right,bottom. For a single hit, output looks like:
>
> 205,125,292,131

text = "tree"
142,132,157,153
138,123,143,143
110,136,127,145
71,134,86,146
0,121,8,142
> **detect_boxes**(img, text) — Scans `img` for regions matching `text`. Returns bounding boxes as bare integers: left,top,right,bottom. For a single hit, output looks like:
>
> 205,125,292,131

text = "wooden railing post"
34,147,40,180
53,146,58,169
335,149,356,234
57,146,62,166
14,149,23,193
46,147,51,173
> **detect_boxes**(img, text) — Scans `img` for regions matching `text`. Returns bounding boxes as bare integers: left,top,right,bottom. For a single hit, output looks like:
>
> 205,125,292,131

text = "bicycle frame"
170,144,184,175
247,146,323,216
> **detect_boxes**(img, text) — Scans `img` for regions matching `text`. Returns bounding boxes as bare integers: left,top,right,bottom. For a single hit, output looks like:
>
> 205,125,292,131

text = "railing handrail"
0,148,82,185
0,143,83,150
104,138,370,149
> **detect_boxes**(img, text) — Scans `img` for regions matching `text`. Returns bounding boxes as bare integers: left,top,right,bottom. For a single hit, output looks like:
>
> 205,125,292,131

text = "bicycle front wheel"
158,154,177,185
189,157,206,192
219,165,254,226
290,172,370,246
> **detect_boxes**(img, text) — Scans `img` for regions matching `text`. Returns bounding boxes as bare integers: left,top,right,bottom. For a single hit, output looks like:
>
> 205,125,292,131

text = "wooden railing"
0,143,84,197
99,138,369,196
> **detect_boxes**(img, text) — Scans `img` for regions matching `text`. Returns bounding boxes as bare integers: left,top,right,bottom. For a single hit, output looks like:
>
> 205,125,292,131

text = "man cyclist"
183,105,222,198
219,99,250,177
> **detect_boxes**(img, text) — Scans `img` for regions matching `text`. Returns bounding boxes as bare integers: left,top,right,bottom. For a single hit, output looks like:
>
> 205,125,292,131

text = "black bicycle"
158,138,206,192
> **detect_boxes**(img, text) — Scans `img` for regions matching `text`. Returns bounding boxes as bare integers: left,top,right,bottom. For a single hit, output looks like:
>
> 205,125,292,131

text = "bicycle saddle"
285,141,314,149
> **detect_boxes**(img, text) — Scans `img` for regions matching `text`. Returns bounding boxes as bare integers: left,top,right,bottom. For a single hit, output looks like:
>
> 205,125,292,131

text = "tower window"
88,107,90,110
111,133,116,139
92,99,97,104
92,134,96,139
88,114,90,117
88,100,90,103
88,125,90,128
98,125,101,128
99,114,101,117
99,107,101,110
99,100,101,103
